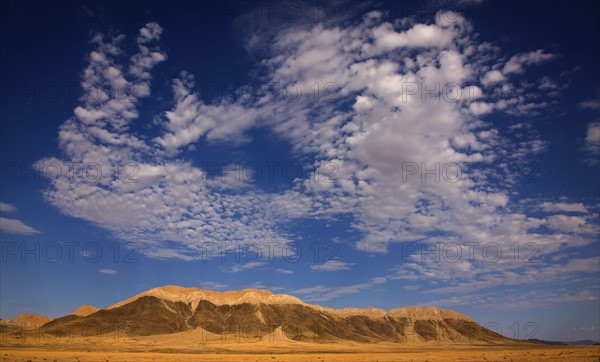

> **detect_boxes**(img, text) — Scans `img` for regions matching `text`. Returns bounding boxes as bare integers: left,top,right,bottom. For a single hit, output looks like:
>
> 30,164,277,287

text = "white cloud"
372,22,457,50
469,101,495,115
35,24,298,260
539,76,558,90
293,285,330,295
502,50,556,75
246,282,268,289
547,215,587,233
584,121,600,165
292,283,373,302
371,277,387,285
463,85,482,99
153,72,259,156
578,98,600,110
199,281,228,290
407,256,600,296
481,70,505,85
224,261,265,273
425,287,599,310
98,269,117,275
137,21,163,44
276,268,294,274
310,260,355,271
33,9,594,305
0,217,39,235
541,202,588,213
0,202,17,212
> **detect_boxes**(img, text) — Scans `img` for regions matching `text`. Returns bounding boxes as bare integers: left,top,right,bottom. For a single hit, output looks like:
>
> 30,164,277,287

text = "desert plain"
1,329,599,362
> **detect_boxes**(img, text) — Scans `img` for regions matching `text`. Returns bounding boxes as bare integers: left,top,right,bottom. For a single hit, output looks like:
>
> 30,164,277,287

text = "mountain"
69,304,100,317
561,340,599,345
39,285,513,343
529,339,600,346
0,313,53,331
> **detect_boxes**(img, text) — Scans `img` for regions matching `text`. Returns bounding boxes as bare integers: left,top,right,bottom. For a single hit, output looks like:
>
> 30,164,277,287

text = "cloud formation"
35,9,598,300
0,203,39,235
98,269,117,275
584,121,600,165
0,217,40,235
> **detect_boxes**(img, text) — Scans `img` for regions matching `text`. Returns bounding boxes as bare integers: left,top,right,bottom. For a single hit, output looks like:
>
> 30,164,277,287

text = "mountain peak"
70,304,100,317
153,285,273,296
108,285,301,311
0,313,53,330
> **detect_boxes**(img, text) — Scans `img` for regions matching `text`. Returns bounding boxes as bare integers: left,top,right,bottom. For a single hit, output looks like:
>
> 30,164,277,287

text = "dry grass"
1,346,599,361
1,331,598,361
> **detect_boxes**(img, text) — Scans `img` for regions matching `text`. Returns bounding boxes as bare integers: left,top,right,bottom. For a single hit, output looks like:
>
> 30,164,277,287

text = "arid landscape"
1,343,599,362
1,1,599,361
1,286,598,361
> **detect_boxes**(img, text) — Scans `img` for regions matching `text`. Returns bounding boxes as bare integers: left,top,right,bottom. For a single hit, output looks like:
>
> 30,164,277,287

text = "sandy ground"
1,331,598,361
1,347,599,361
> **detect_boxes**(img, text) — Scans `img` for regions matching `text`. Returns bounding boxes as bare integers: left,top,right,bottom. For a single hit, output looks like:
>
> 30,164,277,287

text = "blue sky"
1,0,599,342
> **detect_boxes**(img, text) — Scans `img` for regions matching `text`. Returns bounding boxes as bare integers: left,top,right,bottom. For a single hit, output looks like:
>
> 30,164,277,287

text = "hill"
38,285,512,344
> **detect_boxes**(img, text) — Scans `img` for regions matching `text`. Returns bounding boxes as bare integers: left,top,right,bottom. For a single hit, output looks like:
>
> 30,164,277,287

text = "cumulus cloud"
482,70,505,85
547,215,588,233
137,21,163,44
371,22,457,50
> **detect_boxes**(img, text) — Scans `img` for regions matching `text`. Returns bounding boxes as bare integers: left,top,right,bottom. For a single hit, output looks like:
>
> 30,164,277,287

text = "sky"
0,0,599,342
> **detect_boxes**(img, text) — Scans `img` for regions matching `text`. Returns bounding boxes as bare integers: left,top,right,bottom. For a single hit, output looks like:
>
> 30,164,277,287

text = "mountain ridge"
34,285,511,344
0,313,53,331
70,304,100,317
108,285,305,311
109,285,472,321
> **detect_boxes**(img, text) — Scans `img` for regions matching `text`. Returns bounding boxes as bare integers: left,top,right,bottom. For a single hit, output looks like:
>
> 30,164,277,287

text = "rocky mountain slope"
37,285,510,343
69,304,100,317
0,313,53,331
